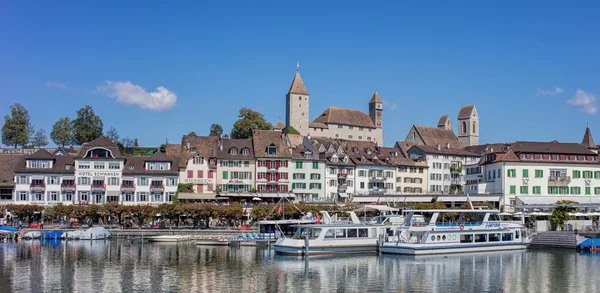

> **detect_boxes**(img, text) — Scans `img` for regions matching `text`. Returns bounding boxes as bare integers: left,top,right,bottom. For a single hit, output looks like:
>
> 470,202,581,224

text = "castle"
404,105,479,148
285,70,384,144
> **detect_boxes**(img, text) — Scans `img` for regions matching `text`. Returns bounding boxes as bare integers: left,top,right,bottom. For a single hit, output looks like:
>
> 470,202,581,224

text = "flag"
277,204,282,216
315,212,321,224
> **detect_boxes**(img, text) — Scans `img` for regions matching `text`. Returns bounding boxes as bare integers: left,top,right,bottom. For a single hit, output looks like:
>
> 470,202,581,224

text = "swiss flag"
315,213,321,224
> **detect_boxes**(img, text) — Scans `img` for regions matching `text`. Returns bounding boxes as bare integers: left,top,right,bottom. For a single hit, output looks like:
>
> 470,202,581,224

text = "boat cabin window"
488,214,501,221
308,228,321,239
474,234,488,243
335,229,346,238
489,233,501,242
347,229,358,238
325,229,335,239
358,228,368,238
460,234,473,243
520,230,527,238
515,231,520,239
502,233,513,241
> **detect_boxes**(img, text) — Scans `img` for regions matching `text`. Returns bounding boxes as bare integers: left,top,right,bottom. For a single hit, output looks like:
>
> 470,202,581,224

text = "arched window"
230,148,237,155
242,148,249,155
473,121,477,133
462,121,468,134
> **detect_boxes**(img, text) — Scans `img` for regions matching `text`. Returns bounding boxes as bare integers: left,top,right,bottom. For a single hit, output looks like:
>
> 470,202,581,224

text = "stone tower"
437,115,452,131
581,124,599,154
457,105,479,147
369,91,383,143
285,71,309,135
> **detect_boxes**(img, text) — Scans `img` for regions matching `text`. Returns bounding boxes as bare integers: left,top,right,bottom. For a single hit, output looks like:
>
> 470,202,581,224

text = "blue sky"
1,1,599,147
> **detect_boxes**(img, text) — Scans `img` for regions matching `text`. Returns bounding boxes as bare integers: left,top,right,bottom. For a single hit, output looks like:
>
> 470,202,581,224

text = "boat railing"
435,222,482,227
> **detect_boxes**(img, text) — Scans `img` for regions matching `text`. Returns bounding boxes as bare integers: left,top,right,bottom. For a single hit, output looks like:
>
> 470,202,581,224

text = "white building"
307,137,355,202
345,141,396,197
407,144,479,194
179,135,219,196
290,137,326,202
122,152,179,204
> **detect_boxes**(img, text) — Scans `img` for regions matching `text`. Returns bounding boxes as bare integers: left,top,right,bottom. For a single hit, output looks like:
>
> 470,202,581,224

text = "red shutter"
276,160,281,168
276,173,280,181
187,170,193,178
276,185,280,192
201,157,204,164
197,184,203,192
208,171,213,178
199,171,204,178
266,173,271,181
266,161,271,169
208,184,213,191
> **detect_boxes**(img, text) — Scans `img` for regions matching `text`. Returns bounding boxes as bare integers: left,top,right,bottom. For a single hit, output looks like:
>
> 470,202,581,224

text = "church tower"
457,105,479,147
285,71,309,135
437,115,452,131
369,91,383,143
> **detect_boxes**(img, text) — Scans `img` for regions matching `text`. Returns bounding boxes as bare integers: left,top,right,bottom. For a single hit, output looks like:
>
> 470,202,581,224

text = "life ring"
459,224,465,230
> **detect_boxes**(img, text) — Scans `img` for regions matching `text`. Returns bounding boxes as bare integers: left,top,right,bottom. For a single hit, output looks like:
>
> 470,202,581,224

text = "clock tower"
369,91,383,142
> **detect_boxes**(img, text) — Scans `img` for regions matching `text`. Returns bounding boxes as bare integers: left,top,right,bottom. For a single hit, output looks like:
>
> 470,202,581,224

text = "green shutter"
523,169,528,178
594,172,598,179
510,185,516,194
244,161,249,167
318,174,321,179
548,187,551,194
249,172,252,179
291,183,295,189
586,187,591,195
541,170,544,177
223,171,228,179
318,183,322,190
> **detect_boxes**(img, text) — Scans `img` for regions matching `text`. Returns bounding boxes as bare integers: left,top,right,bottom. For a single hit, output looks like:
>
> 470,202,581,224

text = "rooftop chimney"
445,143,450,149
436,144,441,151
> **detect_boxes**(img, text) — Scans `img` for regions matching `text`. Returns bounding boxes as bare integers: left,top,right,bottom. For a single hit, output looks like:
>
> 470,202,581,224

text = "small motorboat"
146,235,192,242
41,230,63,240
80,227,111,240
196,238,230,246
63,230,84,240
0,225,19,232
22,231,41,239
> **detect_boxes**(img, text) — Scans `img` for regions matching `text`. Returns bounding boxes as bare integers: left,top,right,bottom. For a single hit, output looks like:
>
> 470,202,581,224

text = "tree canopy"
187,131,197,136
230,108,272,139
2,103,32,148
551,200,578,230
50,116,74,147
31,128,49,147
209,124,223,136
286,126,300,135
72,105,103,145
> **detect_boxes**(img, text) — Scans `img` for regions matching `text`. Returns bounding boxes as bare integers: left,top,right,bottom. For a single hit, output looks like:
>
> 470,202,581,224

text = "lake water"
0,240,599,293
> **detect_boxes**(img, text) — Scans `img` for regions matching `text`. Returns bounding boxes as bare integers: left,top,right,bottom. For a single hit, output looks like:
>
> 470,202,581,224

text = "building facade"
252,130,293,196
308,137,356,202
179,135,218,195
216,138,256,195
290,138,326,202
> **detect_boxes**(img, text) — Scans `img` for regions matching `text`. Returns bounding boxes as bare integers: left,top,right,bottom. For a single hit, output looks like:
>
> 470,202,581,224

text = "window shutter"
223,171,228,179
548,187,551,194
318,183,322,189
276,161,281,168
249,172,252,179
187,170,193,178
292,183,295,189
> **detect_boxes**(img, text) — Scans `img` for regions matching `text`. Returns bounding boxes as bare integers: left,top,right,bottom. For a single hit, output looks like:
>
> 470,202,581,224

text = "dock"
530,232,587,249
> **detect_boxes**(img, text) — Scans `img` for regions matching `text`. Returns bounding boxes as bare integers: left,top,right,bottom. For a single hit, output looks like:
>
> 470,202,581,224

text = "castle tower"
457,105,479,147
437,115,452,131
285,71,309,135
369,91,383,143
581,124,599,154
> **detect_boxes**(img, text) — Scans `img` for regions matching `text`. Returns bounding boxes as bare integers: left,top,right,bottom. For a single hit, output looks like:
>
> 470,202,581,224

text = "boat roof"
291,223,386,228
406,209,501,213
353,205,400,213
257,220,316,225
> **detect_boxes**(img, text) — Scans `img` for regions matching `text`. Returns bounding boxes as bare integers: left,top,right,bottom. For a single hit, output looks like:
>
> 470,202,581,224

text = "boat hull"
274,244,377,255
196,240,229,246
380,242,529,255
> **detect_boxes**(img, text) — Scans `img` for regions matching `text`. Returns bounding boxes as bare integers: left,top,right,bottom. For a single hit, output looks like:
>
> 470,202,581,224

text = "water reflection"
1,241,600,292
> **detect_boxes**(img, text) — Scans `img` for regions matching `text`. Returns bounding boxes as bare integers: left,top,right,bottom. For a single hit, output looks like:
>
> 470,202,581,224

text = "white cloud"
97,81,177,111
536,87,564,96
566,89,597,115
45,81,67,90
382,99,398,111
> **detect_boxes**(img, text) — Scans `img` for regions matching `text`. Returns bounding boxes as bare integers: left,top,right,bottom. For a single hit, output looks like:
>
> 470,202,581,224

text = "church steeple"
288,71,309,95
582,124,598,151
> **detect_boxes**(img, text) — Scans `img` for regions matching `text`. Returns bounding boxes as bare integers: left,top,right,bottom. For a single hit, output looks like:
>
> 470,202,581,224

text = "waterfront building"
252,130,294,198
404,105,479,148
0,154,26,202
379,147,429,194
121,152,179,204
285,70,384,143
345,141,396,197
179,135,218,196
216,138,256,197
468,137,600,207
406,144,479,194
290,137,326,202
307,137,355,202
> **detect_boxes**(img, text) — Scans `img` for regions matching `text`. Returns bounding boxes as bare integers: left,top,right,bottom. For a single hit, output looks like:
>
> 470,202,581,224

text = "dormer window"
328,145,335,153
230,148,238,155
267,145,277,155
189,148,197,153
27,160,51,168
242,148,249,155
193,155,204,164
343,156,349,163
331,156,339,163
129,164,135,170
337,146,344,154
319,145,326,152
367,149,372,155
304,151,312,159
147,162,170,170
86,148,112,158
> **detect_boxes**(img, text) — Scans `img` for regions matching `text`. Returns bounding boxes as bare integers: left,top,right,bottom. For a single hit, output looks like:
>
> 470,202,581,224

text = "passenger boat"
380,209,531,255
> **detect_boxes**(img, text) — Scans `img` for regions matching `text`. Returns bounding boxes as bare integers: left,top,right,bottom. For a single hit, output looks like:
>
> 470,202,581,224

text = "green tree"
230,108,272,139
551,200,578,231
187,131,197,136
134,138,139,147
286,126,300,135
30,128,49,147
72,105,103,145
105,126,119,141
174,183,194,204
120,137,134,155
50,116,74,147
209,124,223,136
2,103,32,148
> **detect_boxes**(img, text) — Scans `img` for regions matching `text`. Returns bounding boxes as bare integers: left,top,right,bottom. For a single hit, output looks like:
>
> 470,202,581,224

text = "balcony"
91,184,105,191
548,176,571,185
30,183,45,192
338,184,348,191
450,165,462,174
369,177,385,183
150,184,164,192
338,172,348,178
61,183,76,191
121,184,135,191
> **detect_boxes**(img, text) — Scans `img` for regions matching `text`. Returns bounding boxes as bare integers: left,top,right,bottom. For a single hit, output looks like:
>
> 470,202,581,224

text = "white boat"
79,227,111,240
380,209,531,255
146,235,191,242
22,231,41,239
63,230,84,240
257,219,316,240
196,239,230,246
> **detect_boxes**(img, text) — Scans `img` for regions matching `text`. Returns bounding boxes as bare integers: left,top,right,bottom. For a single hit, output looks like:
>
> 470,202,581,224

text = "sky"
1,1,599,148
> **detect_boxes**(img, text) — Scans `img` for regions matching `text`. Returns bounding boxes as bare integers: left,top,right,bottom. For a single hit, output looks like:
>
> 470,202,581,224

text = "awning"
436,195,501,202
178,193,217,200
516,196,600,205
339,193,349,198
31,175,44,180
106,190,120,197
62,176,75,180
352,196,433,203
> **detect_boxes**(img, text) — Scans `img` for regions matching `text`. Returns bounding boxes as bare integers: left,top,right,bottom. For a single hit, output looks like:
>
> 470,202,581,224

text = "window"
108,177,120,186
94,162,105,169
489,233,501,242
267,146,277,155
48,176,59,185
123,193,133,202
312,162,319,169
129,164,135,170
230,148,238,155
18,191,27,201
64,192,73,202
147,162,170,170
241,148,249,155
198,170,204,178
138,178,149,186
348,135,353,139
474,234,487,243
520,186,528,194
347,229,358,238
331,156,338,163
335,134,339,138
109,162,120,169
79,191,89,202
49,191,59,201
296,161,303,168
509,185,516,194
329,180,336,187
535,170,543,178
522,169,529,178
28,160,51,168
502,233,513,241
358,136,362,140
460,234,474,243
78,177,91,185
78,163,90,169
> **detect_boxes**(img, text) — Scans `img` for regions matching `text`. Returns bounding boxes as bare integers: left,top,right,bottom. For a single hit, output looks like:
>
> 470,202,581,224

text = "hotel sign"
183,178,212,184
77,171,121,177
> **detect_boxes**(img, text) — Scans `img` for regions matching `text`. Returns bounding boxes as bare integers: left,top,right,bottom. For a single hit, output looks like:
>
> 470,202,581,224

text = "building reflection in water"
1,241,600,292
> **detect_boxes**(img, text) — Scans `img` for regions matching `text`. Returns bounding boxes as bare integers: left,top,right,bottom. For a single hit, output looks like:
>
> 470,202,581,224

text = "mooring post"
304,235,310,256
